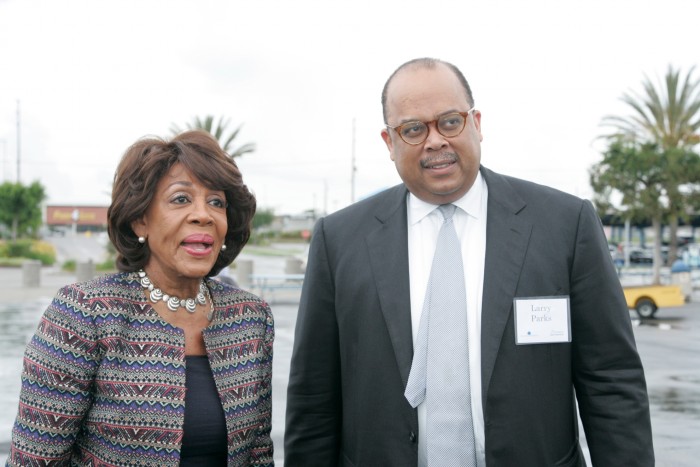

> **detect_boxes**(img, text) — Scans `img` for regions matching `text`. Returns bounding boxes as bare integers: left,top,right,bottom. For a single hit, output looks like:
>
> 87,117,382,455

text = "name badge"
514,296,571,345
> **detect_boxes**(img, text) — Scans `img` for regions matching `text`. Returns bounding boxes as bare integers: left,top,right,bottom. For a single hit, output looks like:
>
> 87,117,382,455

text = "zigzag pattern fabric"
6,272,274,466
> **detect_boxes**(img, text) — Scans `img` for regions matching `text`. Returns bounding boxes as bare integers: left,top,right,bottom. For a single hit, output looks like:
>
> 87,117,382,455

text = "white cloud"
1,0,699,214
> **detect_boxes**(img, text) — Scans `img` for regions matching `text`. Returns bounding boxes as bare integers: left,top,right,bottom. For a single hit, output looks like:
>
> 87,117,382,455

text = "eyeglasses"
386,107,476,145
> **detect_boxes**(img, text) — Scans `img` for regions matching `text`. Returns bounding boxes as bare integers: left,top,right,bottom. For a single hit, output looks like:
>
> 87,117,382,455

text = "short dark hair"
107,130,256,276
381,57,475,123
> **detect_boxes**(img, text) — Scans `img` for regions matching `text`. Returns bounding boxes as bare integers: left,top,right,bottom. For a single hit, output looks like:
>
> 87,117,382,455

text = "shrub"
29,241,57,265
0,257,25,267
279,230,306,241
1,239,56,266
97,258,116,272
6,239,33,258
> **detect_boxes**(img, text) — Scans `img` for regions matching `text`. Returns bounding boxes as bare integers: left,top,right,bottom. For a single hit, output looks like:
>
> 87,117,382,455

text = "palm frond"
169,114,256,159
601,65,700,150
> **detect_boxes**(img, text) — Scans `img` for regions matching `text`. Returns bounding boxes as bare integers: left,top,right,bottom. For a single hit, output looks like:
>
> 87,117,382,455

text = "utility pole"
350,118,357,204
0,139,6,181
16,99,21,182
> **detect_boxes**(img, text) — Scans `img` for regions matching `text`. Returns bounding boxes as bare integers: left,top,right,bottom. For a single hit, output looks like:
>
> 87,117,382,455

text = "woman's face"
132,163,228,287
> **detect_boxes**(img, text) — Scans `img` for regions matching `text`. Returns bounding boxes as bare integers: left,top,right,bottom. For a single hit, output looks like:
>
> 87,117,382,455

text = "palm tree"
600,66,700,270
602,66,700,150
170,115,256,158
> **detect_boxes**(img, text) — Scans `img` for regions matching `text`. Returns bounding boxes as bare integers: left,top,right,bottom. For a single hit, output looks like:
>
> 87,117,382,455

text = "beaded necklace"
138,269,213,320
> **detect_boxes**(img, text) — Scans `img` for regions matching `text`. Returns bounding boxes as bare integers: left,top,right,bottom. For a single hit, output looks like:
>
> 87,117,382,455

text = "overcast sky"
1,0,699,215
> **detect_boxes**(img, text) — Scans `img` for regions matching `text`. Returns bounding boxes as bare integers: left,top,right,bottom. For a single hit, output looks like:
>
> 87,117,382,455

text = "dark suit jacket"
285,166,654,466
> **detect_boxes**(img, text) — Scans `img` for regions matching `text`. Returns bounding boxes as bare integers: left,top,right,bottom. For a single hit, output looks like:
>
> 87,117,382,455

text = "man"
285,58,654,466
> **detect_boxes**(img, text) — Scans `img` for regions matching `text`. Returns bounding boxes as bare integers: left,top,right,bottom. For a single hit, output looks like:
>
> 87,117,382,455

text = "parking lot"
0,261,698,465
630,302,700,465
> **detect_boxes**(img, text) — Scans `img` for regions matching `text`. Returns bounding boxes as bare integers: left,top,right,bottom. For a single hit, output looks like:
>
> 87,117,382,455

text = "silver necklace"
137,269,208,314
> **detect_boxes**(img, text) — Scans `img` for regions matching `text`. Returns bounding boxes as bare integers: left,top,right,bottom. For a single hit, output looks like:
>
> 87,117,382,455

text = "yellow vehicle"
623,284,686,319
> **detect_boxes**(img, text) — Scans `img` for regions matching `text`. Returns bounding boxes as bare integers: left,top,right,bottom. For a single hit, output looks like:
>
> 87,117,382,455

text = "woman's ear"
131,217,147,239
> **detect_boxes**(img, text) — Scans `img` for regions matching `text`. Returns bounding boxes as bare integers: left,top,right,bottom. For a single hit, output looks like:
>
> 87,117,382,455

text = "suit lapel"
363,172,532,396
479,167,532,398
365,185,414,387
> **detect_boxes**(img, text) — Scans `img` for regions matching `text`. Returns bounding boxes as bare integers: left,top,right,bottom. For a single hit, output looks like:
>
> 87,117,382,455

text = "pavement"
1,262,699,466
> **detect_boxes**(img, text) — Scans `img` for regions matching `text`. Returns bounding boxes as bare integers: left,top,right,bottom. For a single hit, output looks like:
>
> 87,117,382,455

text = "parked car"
628,248,653,264
623,284,686,318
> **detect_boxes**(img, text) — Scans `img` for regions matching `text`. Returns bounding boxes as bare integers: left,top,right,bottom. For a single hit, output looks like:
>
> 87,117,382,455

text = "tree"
591,142,666,283
170,115,256,158
591,141,700,284
599,65,700,265
0,181,46,240
602,65,700,150
252,207,275,230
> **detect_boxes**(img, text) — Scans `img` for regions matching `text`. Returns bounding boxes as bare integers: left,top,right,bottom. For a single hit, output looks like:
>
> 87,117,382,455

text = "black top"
180,355,228,466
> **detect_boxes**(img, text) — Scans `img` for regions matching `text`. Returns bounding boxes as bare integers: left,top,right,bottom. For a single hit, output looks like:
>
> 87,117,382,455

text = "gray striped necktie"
404,204,477,466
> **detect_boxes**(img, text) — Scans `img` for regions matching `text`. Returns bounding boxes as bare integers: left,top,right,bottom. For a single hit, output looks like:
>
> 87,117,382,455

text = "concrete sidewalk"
0,266,78,302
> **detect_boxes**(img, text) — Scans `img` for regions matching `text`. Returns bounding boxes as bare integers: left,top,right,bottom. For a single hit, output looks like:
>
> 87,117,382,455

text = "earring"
138,236,146,244
221,244,227,251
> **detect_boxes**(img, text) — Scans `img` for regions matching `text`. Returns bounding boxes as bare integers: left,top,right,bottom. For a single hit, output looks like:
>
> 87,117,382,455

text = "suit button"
409,431,417,443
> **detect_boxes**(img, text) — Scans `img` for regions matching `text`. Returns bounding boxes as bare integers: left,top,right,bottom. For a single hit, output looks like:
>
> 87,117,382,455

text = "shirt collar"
408,170,485,226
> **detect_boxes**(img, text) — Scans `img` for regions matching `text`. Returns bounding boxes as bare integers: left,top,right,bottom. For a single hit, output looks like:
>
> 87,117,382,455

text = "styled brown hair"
107,130,256,276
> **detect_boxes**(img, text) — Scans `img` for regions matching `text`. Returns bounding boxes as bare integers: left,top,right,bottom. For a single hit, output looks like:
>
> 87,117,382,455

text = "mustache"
420,152,458,168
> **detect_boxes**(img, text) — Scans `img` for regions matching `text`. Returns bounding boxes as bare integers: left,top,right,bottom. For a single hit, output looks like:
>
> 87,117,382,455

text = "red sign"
46,205,108,226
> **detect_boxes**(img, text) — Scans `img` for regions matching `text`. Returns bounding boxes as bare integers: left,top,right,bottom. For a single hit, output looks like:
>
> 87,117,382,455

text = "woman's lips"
181,242,214,256
181,234,215,256
183,234,215,244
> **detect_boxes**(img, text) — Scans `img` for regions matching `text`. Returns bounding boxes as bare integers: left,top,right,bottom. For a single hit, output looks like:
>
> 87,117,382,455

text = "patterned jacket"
6,271,274,466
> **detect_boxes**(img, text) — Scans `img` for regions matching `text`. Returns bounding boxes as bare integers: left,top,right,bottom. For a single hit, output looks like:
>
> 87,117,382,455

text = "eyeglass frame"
386,107,476,145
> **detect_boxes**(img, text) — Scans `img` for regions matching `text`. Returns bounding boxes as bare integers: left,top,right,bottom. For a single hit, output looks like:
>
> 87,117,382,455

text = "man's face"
381,64,483,205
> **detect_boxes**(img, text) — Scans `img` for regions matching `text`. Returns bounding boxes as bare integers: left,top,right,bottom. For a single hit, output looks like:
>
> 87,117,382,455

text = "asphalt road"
1,260,698,466
630,301,700,466
45,231,110,265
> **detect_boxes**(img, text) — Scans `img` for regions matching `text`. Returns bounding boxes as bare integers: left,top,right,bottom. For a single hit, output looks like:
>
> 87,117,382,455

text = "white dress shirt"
407,171,488,467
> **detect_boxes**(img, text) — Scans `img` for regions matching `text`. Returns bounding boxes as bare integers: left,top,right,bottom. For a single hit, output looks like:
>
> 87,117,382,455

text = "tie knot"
438,204,456,221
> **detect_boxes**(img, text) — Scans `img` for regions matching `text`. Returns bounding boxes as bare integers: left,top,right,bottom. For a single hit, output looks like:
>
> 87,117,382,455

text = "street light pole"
16,99,21,183
350,118,356,204
0,138,6,182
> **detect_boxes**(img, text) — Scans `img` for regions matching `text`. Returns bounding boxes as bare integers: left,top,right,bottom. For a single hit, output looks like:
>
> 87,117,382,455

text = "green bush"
29,241,56,265
279,230,305,240
249,230,275,245
6,239,32,257
0,257,25,267
1,239,56,266
63,258,115,273
97,258,116,272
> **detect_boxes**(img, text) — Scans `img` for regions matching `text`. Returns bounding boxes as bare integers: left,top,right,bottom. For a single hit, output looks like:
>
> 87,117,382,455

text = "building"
45,205,108,234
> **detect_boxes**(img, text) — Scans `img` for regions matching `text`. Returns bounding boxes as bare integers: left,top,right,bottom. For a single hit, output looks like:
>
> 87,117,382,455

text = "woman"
6,130,274,466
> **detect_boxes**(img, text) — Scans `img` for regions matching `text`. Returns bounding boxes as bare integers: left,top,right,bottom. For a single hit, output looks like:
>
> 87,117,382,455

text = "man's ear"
381,128,396,161
472,110,483,143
